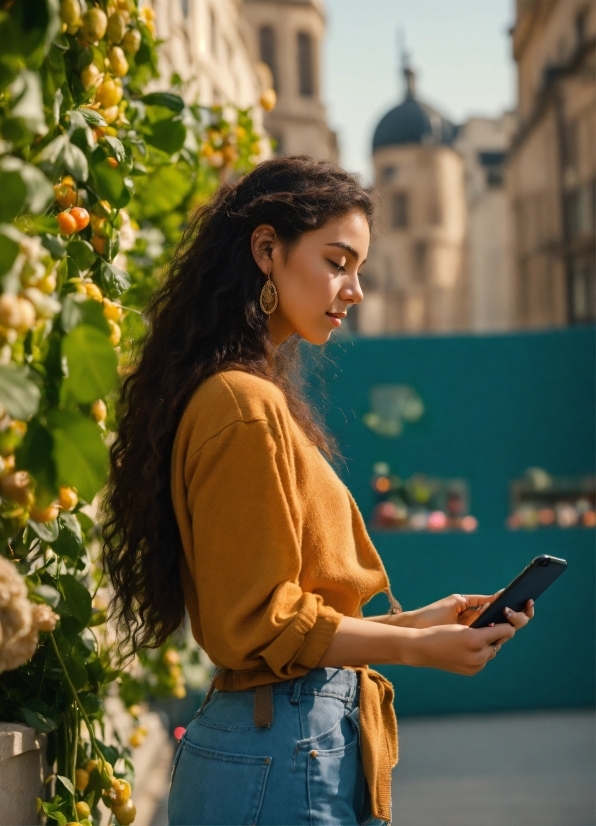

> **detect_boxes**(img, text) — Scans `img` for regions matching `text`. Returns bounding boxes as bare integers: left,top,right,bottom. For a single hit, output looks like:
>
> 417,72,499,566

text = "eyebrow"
325,242,367,265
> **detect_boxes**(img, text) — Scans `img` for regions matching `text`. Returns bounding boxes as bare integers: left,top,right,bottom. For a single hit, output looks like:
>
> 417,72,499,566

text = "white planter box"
0,723,49,826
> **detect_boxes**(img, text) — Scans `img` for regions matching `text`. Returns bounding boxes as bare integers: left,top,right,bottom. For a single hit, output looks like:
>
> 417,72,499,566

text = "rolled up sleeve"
185,418,342,678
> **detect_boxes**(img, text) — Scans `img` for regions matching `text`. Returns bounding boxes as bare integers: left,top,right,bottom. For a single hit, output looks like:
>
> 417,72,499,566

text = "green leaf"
60,294,110,334
146,117,186,154
67,239,95,271
34,584,61,608
20,707,58,733
29,518,60,542
141,92,185,112
51,512,84,560
48,409,107,501
99,261,131,298
74,107,107,127
58,573,92,627
41,233,66,259
92,158,128,208
63,140,89,181
14,214,59,235
56,775,75,795
15,419,57,504
0,228,20,277
0,162,27,222
9,71,47,135
0,364,41,419
61,324,117,404
104,136,126,164
131,164,192,219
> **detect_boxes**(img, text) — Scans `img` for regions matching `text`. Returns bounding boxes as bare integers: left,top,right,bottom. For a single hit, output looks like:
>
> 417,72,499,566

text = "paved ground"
149,709,595,826
392,709,595,826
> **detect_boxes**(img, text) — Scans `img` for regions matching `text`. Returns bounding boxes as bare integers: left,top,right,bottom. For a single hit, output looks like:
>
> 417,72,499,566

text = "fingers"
525,599,535,619
463,594,493,609
503,604,532,629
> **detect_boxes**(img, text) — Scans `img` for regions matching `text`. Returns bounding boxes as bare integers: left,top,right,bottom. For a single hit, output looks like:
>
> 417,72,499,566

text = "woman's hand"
396,593,496,629
395,592,535,629
404,603,533,675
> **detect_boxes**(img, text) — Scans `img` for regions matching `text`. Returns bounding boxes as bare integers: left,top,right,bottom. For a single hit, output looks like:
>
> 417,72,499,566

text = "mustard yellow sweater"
170,369,398,821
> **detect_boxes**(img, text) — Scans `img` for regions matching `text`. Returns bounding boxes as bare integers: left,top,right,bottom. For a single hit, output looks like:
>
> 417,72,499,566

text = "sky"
323,0,516,182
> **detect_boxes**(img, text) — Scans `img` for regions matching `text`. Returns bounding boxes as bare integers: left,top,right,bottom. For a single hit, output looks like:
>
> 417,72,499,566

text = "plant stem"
71,706,78,821
49,633,107,775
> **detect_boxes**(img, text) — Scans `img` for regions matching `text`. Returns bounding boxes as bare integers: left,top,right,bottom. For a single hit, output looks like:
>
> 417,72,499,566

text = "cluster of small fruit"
54,175,125,348
68,759,136,826
0,234,61,356
60,0,148,127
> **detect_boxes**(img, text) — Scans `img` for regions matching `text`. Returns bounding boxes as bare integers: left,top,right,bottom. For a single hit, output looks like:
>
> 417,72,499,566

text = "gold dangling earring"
259,270,278,315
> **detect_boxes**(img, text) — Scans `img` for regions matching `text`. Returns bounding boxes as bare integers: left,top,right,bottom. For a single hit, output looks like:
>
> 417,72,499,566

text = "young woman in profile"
102,156,533,826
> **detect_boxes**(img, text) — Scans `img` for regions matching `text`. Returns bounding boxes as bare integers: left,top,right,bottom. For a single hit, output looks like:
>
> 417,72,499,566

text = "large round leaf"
61,324,117,404
0,363,41,418
48,409,107,502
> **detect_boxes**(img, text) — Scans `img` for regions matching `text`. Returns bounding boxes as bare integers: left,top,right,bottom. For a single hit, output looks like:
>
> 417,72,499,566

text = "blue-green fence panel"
315,327,595,715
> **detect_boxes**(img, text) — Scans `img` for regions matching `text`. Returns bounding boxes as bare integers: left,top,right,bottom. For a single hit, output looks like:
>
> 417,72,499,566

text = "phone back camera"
540,558,550,567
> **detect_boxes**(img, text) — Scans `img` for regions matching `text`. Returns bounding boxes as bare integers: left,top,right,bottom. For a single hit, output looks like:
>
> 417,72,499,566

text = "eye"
327,259,346,273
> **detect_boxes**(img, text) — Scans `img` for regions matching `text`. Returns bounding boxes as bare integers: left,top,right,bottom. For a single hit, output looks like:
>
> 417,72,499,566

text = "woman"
102,156,533,826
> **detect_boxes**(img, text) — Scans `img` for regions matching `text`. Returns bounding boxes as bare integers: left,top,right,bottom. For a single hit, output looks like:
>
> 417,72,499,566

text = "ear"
251,224,277,276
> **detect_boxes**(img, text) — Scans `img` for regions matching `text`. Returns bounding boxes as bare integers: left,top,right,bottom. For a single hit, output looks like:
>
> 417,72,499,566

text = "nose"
339,273,364,305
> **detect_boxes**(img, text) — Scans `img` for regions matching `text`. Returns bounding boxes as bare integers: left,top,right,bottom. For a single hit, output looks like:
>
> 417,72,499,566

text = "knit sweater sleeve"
183,416,343,679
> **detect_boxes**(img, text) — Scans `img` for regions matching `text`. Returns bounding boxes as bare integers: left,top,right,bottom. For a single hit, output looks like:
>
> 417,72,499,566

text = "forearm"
316,615,417,667
364,611,427,629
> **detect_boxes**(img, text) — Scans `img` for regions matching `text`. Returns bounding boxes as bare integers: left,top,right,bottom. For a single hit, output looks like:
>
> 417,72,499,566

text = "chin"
300,329,333,346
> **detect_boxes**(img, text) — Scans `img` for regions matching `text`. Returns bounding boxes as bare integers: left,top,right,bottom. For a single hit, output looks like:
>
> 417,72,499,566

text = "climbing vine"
0,1,267,823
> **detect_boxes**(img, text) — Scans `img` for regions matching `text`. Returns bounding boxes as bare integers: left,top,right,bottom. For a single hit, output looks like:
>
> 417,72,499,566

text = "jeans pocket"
168,739,272,826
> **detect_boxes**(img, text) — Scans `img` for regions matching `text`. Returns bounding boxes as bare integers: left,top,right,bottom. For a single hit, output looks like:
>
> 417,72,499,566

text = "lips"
326,311,347,319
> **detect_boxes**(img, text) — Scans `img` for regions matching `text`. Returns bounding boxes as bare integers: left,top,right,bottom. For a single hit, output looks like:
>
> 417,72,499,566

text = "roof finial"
398,29,415,99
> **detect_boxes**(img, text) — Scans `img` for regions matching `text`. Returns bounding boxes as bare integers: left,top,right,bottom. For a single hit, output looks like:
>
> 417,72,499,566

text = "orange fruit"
96,79,123,108
57,211,78,235
70,207,90,231
91,234,107,255
113,799,136,825
30,503,59,523
259,89,277,112
80,7,107,42
81,63,102,91
106,778,131,807
121,28,141,53
0,471,32,507
58,486,78,510
54,179,77,208
102,298,123,321
107,157,118,168
84,282,103,302
107,12,126,43
91,399,107,424
75,801,90,819
108,46,129,77
108,320,121,346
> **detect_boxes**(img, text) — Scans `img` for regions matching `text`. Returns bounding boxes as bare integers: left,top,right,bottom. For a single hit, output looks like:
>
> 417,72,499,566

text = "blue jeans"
168,667,389,825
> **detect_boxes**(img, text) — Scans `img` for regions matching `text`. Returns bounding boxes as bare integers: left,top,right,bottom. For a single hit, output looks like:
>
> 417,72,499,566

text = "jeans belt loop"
290,677,302,705
254,684,274,728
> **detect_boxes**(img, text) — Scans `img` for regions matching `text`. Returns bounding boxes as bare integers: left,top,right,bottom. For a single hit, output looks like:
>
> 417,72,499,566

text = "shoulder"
175,370,290,458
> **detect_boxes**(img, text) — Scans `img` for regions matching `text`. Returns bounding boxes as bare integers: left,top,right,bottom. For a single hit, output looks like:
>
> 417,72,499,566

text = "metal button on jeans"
309,750,318,759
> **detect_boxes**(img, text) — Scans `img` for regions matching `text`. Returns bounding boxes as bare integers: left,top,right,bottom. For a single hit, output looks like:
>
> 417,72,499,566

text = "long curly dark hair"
101,155,375,656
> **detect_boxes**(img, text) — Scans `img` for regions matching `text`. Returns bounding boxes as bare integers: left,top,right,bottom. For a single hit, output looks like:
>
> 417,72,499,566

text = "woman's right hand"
404,621,517,675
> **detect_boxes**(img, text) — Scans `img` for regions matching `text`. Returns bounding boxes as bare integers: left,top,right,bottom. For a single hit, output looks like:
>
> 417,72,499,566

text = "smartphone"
470,554,567,628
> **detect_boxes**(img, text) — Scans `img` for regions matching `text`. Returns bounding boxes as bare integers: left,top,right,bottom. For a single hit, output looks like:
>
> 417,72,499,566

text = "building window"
413,241,427,284
478,151,505,188
270,133,284,155
381,165,397,183
391,192,408,229
567,182,594,237
259,26,279,91
181,0,189,17
297,32,314,97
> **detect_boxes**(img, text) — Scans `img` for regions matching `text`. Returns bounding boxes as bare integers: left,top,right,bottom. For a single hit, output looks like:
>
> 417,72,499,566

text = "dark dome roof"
372,67,457,151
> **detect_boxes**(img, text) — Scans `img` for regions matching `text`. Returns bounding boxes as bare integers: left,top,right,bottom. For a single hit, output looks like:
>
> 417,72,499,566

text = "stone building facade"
506,0,595,326
242,0,338,160
455,114,517,332
357,63,469,335
150,0,337,161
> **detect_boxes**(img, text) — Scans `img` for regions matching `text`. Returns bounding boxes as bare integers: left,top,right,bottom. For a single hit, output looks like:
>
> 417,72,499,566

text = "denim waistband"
269,667,359,703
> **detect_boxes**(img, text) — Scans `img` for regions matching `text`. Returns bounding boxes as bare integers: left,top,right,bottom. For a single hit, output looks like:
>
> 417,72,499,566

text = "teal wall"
316,327,595,716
